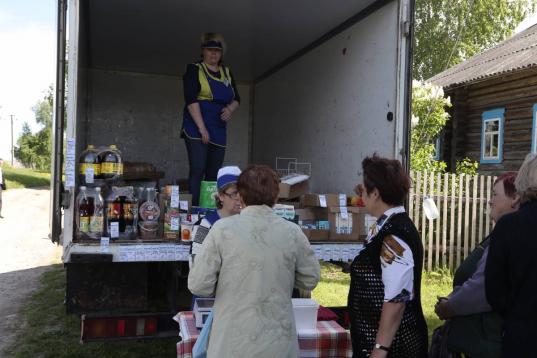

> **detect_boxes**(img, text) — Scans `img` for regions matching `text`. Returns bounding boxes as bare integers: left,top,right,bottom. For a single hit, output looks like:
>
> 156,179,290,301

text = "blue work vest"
182,62,236,147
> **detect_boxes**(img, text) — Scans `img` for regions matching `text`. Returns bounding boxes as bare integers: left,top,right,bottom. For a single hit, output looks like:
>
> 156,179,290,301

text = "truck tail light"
81,315,159,342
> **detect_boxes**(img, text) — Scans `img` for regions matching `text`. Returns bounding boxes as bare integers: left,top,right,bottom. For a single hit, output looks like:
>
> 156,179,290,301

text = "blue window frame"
531,104,537,153
480,108,505,164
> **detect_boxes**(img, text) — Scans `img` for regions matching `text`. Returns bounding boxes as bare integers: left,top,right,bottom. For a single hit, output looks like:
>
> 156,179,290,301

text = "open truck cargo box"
50,0,414,315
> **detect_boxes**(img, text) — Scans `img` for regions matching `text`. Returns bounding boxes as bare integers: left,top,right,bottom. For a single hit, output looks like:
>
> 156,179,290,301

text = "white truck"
50,0,415,340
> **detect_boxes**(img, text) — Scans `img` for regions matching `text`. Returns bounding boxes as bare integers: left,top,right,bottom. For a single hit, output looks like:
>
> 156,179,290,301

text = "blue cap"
217,166,241,190
201,40,223,50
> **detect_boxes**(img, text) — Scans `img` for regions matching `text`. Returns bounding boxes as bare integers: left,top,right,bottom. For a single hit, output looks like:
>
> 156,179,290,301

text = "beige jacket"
188,205,321,358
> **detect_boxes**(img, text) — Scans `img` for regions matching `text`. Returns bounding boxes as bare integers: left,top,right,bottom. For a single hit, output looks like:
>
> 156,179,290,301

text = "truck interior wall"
75,0,89,156
82,70,251,184
252,2,399,194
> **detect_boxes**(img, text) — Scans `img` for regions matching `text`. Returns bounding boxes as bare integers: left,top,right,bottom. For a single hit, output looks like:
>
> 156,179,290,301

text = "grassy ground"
1,165,51,189
5,263,452,357
3,265,177,358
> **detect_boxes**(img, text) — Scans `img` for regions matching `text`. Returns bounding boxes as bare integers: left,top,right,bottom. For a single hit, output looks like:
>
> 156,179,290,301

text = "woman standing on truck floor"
348,155,427,358
188,165,320,358
182,32,240,206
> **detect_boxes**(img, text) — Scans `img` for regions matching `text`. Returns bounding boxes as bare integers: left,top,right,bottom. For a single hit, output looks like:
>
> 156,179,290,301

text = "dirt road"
0,188,62,352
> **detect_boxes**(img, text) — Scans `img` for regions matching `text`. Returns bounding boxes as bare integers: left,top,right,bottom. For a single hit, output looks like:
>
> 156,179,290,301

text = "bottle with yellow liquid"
100,145,123,180
79,145,101,185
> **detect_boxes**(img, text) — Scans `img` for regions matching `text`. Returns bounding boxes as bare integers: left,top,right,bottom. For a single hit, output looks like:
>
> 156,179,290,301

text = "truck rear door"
49,0,68,244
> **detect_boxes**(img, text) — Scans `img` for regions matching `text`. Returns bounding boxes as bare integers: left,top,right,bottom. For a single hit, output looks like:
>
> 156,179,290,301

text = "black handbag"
429,322,459,358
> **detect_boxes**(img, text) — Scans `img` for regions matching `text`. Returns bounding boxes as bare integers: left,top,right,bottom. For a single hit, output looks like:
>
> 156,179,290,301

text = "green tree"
414,0,536,80
14,86,53,171
411,81,451,173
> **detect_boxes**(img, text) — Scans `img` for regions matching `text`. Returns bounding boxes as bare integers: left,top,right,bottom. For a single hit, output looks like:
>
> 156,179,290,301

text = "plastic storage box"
292,298,319,332
193,298,215,328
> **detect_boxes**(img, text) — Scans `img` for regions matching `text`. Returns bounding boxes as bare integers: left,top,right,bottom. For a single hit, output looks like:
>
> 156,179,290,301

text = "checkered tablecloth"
173,311,352,358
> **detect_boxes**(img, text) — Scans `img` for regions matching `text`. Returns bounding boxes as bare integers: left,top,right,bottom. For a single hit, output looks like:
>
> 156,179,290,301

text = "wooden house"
429,24,537,175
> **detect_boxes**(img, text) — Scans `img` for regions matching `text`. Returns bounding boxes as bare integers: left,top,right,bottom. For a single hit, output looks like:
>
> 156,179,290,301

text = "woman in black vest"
348,155,427,358
434,172,519,357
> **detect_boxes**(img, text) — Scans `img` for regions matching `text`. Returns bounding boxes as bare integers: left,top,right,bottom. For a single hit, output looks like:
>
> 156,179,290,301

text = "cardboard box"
328,206,367,242
295,208,328,221
302,228,330,241
296,208,330,242
302,193,347,208
278,180,309,199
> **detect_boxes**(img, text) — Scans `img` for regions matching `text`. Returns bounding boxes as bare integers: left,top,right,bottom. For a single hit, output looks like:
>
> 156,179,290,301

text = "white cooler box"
292,298,319,332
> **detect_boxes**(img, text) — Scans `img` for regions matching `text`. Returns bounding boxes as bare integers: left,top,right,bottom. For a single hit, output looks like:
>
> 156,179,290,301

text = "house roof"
428,24,537,89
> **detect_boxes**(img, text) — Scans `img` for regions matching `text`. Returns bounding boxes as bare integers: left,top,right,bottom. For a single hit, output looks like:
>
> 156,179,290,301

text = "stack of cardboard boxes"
277,179,368,242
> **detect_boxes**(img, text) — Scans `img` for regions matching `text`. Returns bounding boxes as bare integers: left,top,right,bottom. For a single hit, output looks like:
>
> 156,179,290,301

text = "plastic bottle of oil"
88,187,104,239
100,145,123,180
76,186,93,239
79,145,101,185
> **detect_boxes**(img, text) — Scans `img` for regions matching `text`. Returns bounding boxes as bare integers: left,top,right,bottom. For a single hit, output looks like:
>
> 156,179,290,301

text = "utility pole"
9,114,14,166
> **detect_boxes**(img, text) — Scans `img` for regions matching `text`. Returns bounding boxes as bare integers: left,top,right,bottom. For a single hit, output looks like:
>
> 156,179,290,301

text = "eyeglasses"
222,191,240,199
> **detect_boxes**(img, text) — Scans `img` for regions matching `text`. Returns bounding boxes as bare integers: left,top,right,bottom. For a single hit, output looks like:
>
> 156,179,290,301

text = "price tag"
110,222,119,239
171,217,180,230
100,236,109,252
65,138,76,188
180,201,189,211
340,206,349,220
85,167,94,184
319,195,327,208
170,185,180,208
339,194,347,207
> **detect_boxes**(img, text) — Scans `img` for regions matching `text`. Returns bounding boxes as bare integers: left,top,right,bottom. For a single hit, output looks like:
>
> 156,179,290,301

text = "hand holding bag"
192,310,213,358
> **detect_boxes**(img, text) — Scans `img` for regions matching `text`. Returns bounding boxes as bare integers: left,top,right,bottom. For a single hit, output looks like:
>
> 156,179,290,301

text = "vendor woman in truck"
182,32,240,206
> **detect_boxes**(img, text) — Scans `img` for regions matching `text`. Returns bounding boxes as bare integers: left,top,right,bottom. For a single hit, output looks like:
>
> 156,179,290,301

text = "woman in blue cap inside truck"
181,33,240,206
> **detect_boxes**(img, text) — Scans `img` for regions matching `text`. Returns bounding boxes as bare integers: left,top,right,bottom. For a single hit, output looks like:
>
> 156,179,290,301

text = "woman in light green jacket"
188,165,321,358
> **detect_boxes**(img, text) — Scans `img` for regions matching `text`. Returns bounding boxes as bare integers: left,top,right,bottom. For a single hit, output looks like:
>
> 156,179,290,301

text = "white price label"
340,207,349,220
65,138,76,188
100,236,109,252
100,236,110,246
171,217,180,230
170,186,180,208
85,167,94,184
339,194,347,207
179,201,189,211
319,195,327,208
110,222,119,238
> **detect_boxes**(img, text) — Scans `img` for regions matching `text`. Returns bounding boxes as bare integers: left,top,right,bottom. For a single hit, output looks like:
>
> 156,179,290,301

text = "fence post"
485,176,492,236
421,171,429,266
457,174,464,267
449,173,456,271
435,172,441,269
464,175,471,260
478,175,485,250
427,172,434,271
471,175,478,251
442,173,448,268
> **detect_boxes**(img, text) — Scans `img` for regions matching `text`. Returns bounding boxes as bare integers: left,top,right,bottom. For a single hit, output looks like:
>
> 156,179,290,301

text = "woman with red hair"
435,172,519,357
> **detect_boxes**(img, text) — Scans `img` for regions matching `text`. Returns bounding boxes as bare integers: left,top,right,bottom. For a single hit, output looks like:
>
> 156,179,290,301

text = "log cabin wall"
445,67,537,176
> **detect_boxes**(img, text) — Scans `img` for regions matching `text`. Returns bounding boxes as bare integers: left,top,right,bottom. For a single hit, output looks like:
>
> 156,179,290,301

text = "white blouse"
367,206,414,303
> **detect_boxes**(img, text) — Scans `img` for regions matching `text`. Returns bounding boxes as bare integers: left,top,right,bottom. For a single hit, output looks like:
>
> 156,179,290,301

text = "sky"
0,1,535,163
0,0,55,162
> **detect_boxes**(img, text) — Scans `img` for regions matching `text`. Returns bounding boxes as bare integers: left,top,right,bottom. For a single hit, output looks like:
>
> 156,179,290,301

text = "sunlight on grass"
1,165,50,189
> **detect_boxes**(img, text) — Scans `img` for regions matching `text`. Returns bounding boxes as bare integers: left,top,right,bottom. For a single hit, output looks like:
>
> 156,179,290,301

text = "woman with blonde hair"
181,32,240,206
485,153,537,357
